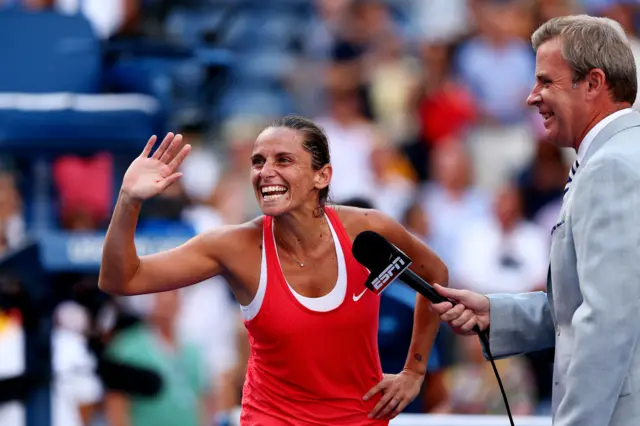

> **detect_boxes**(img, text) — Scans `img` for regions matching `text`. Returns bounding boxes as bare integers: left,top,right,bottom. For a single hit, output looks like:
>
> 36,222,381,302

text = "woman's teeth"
264,193,285,201
261,185,288,201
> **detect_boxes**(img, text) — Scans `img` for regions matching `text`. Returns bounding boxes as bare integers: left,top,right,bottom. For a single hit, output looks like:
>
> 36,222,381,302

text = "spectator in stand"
451,183,548,294
104,290,210,426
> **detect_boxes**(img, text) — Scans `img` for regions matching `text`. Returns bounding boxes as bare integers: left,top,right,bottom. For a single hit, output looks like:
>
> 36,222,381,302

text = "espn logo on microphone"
370,256,411,294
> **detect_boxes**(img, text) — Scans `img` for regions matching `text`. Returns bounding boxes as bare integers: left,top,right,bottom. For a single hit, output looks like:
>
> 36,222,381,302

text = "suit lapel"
581,111,640,167
557,111,640,221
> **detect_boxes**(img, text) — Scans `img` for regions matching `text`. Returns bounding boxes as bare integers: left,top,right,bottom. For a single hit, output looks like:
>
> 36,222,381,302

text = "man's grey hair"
532,15,637,105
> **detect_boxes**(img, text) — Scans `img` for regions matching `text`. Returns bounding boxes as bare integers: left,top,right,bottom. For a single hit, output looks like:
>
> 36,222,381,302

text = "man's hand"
363,369,423,420
430,284,491,335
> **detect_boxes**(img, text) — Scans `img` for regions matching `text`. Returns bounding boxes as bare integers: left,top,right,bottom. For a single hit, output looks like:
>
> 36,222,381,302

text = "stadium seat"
0,10,166,154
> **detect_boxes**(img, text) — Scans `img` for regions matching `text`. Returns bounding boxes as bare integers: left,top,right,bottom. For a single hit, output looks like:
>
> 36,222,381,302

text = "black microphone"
352,230,450,305
351,230,516,426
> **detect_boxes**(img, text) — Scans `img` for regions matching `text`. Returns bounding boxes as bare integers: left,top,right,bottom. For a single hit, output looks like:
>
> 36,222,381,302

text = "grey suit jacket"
486,111,640,426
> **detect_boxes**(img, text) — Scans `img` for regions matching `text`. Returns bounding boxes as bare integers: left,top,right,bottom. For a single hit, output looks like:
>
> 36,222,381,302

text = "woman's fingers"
159,134,184,164
140,135,157,158
151,132,175,160
167,144,192,172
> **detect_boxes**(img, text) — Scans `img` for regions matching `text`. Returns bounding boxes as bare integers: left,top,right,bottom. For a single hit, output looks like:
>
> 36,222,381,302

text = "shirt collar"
577,108,634,163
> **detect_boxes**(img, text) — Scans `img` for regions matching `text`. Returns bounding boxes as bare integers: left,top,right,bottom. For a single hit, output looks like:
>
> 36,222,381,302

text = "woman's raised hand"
121,133,191,202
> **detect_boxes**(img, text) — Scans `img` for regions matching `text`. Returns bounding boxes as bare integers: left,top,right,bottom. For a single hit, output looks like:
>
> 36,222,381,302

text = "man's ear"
314,164,332,191
585,68,607,100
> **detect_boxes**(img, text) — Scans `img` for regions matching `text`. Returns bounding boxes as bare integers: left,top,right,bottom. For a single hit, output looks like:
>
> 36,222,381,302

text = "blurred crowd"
1,0,640,425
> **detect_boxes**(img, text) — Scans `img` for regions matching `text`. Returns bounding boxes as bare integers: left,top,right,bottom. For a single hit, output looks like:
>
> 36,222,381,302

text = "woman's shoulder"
330,205,399,240
191,217,264,268
200,216,264,245
330,204,370,231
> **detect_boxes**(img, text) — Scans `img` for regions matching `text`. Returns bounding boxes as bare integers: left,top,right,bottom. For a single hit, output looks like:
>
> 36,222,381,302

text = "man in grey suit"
430,15,640,426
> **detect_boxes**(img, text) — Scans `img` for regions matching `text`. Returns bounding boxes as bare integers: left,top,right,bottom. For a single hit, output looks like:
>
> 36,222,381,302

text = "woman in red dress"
99,115,449,425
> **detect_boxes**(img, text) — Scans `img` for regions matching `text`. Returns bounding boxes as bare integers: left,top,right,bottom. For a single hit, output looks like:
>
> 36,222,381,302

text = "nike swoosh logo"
353,288,367,302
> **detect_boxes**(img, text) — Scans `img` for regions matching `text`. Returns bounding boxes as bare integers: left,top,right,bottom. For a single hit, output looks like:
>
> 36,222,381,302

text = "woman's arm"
99,132,228,296
367,210,449,375
344,206,449,419
99,193,227,296
340,206,449,374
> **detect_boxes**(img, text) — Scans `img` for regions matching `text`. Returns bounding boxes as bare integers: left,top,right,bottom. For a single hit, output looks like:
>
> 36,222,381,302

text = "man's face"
527,38,588,148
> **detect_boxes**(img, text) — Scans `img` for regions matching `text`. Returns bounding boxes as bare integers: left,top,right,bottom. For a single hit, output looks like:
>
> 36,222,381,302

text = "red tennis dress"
239,207,387,425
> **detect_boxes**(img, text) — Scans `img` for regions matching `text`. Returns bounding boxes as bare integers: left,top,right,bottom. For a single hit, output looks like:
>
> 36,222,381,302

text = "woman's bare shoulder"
198,216,264,256
331,205,391,240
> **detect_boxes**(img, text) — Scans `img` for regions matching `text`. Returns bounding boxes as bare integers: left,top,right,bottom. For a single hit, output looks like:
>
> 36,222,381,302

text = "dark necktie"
563,159,580,200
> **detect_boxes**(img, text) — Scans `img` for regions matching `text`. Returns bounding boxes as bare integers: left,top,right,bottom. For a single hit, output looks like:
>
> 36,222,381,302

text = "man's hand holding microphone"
430,284,491,336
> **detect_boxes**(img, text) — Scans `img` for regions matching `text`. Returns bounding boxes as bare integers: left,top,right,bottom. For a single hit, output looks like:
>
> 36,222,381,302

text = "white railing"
229,408,552,425
385,414,551,426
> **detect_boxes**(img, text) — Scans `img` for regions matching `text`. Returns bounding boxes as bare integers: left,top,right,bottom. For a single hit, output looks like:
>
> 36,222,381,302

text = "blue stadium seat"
0,10,165,153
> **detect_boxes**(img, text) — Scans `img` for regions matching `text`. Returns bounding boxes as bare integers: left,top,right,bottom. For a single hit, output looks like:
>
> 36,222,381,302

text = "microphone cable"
476,327,515,426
